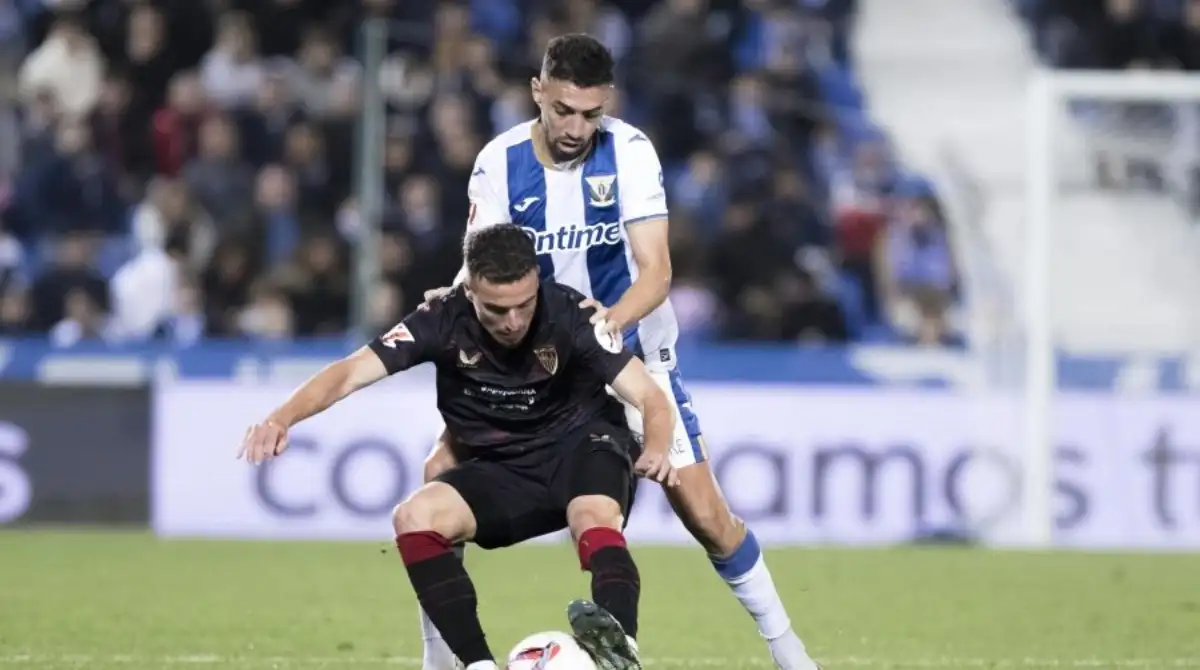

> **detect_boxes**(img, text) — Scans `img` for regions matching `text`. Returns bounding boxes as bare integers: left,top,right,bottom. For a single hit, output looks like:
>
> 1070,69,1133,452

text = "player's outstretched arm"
239,347,389,464
604,218,671,334
266,346,389,429
610,357,679,487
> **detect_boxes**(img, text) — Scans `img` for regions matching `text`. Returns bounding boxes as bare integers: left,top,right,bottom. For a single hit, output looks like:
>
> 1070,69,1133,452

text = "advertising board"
153,381,1200,549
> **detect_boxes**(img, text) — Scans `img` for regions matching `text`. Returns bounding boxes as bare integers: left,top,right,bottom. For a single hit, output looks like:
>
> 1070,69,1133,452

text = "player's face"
467,270,540,347
532,76,610,162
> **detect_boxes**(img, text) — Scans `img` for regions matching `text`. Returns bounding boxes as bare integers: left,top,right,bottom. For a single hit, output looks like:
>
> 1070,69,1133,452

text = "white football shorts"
606,368,706,469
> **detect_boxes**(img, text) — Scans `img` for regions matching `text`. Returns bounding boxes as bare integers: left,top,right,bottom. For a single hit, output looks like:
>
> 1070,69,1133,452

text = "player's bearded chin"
541,117,588,162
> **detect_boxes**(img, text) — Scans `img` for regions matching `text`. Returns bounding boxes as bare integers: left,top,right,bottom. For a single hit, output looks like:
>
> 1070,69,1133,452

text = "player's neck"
531,121,591,171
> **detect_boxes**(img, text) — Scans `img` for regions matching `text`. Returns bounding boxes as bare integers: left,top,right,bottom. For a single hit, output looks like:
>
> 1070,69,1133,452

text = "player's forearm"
608,265,671,331
638,391,674,455
266,361,360,428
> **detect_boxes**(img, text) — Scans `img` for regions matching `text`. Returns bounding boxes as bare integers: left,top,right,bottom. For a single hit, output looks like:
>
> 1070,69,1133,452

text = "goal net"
1020,69,1200,550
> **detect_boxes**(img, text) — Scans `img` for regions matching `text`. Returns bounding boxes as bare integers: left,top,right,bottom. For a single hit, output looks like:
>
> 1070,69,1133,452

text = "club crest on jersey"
381,323,413,348
534,345,558,375
458,349,481,368
585,174,617,207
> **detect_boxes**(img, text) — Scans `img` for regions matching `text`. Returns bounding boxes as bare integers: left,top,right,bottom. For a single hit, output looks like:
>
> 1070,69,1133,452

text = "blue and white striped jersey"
467,117,680,371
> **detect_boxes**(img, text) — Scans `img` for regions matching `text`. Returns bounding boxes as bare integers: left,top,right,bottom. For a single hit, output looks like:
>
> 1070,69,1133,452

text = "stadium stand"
0,0,965,349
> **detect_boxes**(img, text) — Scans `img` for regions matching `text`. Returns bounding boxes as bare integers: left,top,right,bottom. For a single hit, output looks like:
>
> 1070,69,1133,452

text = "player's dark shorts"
435,419,641,550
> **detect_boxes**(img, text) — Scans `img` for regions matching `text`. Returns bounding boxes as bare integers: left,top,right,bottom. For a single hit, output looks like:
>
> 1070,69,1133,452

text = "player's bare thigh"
392,481,478,544
665,456,746,557
423,427,464,483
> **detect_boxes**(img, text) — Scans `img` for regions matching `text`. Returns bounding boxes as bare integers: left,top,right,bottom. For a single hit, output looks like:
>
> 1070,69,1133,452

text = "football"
505,631,597,670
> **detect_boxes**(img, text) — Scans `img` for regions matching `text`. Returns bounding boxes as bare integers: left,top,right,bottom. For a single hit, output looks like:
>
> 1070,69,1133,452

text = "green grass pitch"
1,530,1198,668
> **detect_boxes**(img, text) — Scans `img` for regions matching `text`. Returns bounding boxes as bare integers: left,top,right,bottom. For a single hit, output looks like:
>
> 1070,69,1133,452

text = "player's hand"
578,298,613,327
238,419,289,465
635,444,679,487
419,286,453,310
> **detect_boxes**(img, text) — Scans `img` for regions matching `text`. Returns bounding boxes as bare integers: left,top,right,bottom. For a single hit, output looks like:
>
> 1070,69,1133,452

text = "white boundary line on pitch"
1,656,1199,667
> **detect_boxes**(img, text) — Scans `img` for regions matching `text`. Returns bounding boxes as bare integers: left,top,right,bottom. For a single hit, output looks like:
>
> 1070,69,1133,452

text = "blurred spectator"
0,79,20,177
183,114,256,230
12,117,125,236
0,285,29,335
200,11,265,110
253,164,302,266
283,233,350,336
162,276,207,346
281,121,338,219
89,69,156,197
28,232,108,332
122,3,176,121
286,26,359,119
108,225,190,342
152,71,210,176
130,177,215,270
49,285,112,346
780,268,848,343
18,12,102,120
707,198,798,340
1164,0,1200,70
672,150,728,234
830,130,895,321
202,237,257,337
876,182,959,346
235,72,302,166
365,278,405,338
0,215,21,294
237,279,293,340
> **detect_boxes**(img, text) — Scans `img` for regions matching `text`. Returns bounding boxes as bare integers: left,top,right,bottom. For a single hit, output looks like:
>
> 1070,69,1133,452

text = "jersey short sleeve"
466,145,511,229
572,310,635,385
615,125,669,227
367,305,446,375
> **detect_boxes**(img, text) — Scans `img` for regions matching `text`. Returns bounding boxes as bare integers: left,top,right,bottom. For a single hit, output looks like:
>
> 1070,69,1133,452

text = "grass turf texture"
1,530,1197,668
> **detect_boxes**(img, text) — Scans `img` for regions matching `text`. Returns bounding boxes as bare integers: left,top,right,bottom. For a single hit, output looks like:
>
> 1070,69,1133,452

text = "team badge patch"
380,323,413,348
534,345,558,375
585,174,616,207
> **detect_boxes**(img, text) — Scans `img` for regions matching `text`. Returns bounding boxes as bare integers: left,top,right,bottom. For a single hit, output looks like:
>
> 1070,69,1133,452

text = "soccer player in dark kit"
239,223,678,670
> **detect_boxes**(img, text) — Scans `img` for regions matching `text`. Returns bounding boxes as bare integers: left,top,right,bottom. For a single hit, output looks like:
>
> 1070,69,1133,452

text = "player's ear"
530,76,542,106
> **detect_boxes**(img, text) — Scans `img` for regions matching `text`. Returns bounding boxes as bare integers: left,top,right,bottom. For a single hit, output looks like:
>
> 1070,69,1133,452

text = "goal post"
1023,68,1200,548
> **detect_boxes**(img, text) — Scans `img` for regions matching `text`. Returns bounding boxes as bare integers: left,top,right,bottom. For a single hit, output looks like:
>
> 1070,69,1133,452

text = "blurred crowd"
1017,0,1200,70
0,0,964,348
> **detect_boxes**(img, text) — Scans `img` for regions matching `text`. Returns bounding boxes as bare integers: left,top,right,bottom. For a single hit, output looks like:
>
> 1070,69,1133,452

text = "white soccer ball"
505,631,597,670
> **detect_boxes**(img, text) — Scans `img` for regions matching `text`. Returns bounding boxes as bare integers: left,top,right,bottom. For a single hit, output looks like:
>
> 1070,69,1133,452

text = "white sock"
464,662,496,670
712,532,818,670
420,545,465,670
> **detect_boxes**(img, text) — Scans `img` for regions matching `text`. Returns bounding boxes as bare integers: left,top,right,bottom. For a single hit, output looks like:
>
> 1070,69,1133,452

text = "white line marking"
0,656,1198,667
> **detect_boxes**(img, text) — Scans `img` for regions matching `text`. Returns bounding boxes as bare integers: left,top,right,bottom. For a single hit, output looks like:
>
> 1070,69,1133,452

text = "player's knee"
391,484,474,542
422,442,457,483
566,494,624,538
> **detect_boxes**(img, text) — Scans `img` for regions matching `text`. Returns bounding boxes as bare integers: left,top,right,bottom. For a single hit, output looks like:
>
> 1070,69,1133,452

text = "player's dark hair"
464,224,538,285
541,34,615,88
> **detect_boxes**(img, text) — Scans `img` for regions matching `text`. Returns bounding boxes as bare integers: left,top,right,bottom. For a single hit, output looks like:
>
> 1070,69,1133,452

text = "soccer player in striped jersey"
416,34,821,670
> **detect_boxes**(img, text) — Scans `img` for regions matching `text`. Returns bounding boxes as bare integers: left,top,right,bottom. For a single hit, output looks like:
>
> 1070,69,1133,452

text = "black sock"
397,532,492,664
588,545,641,639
